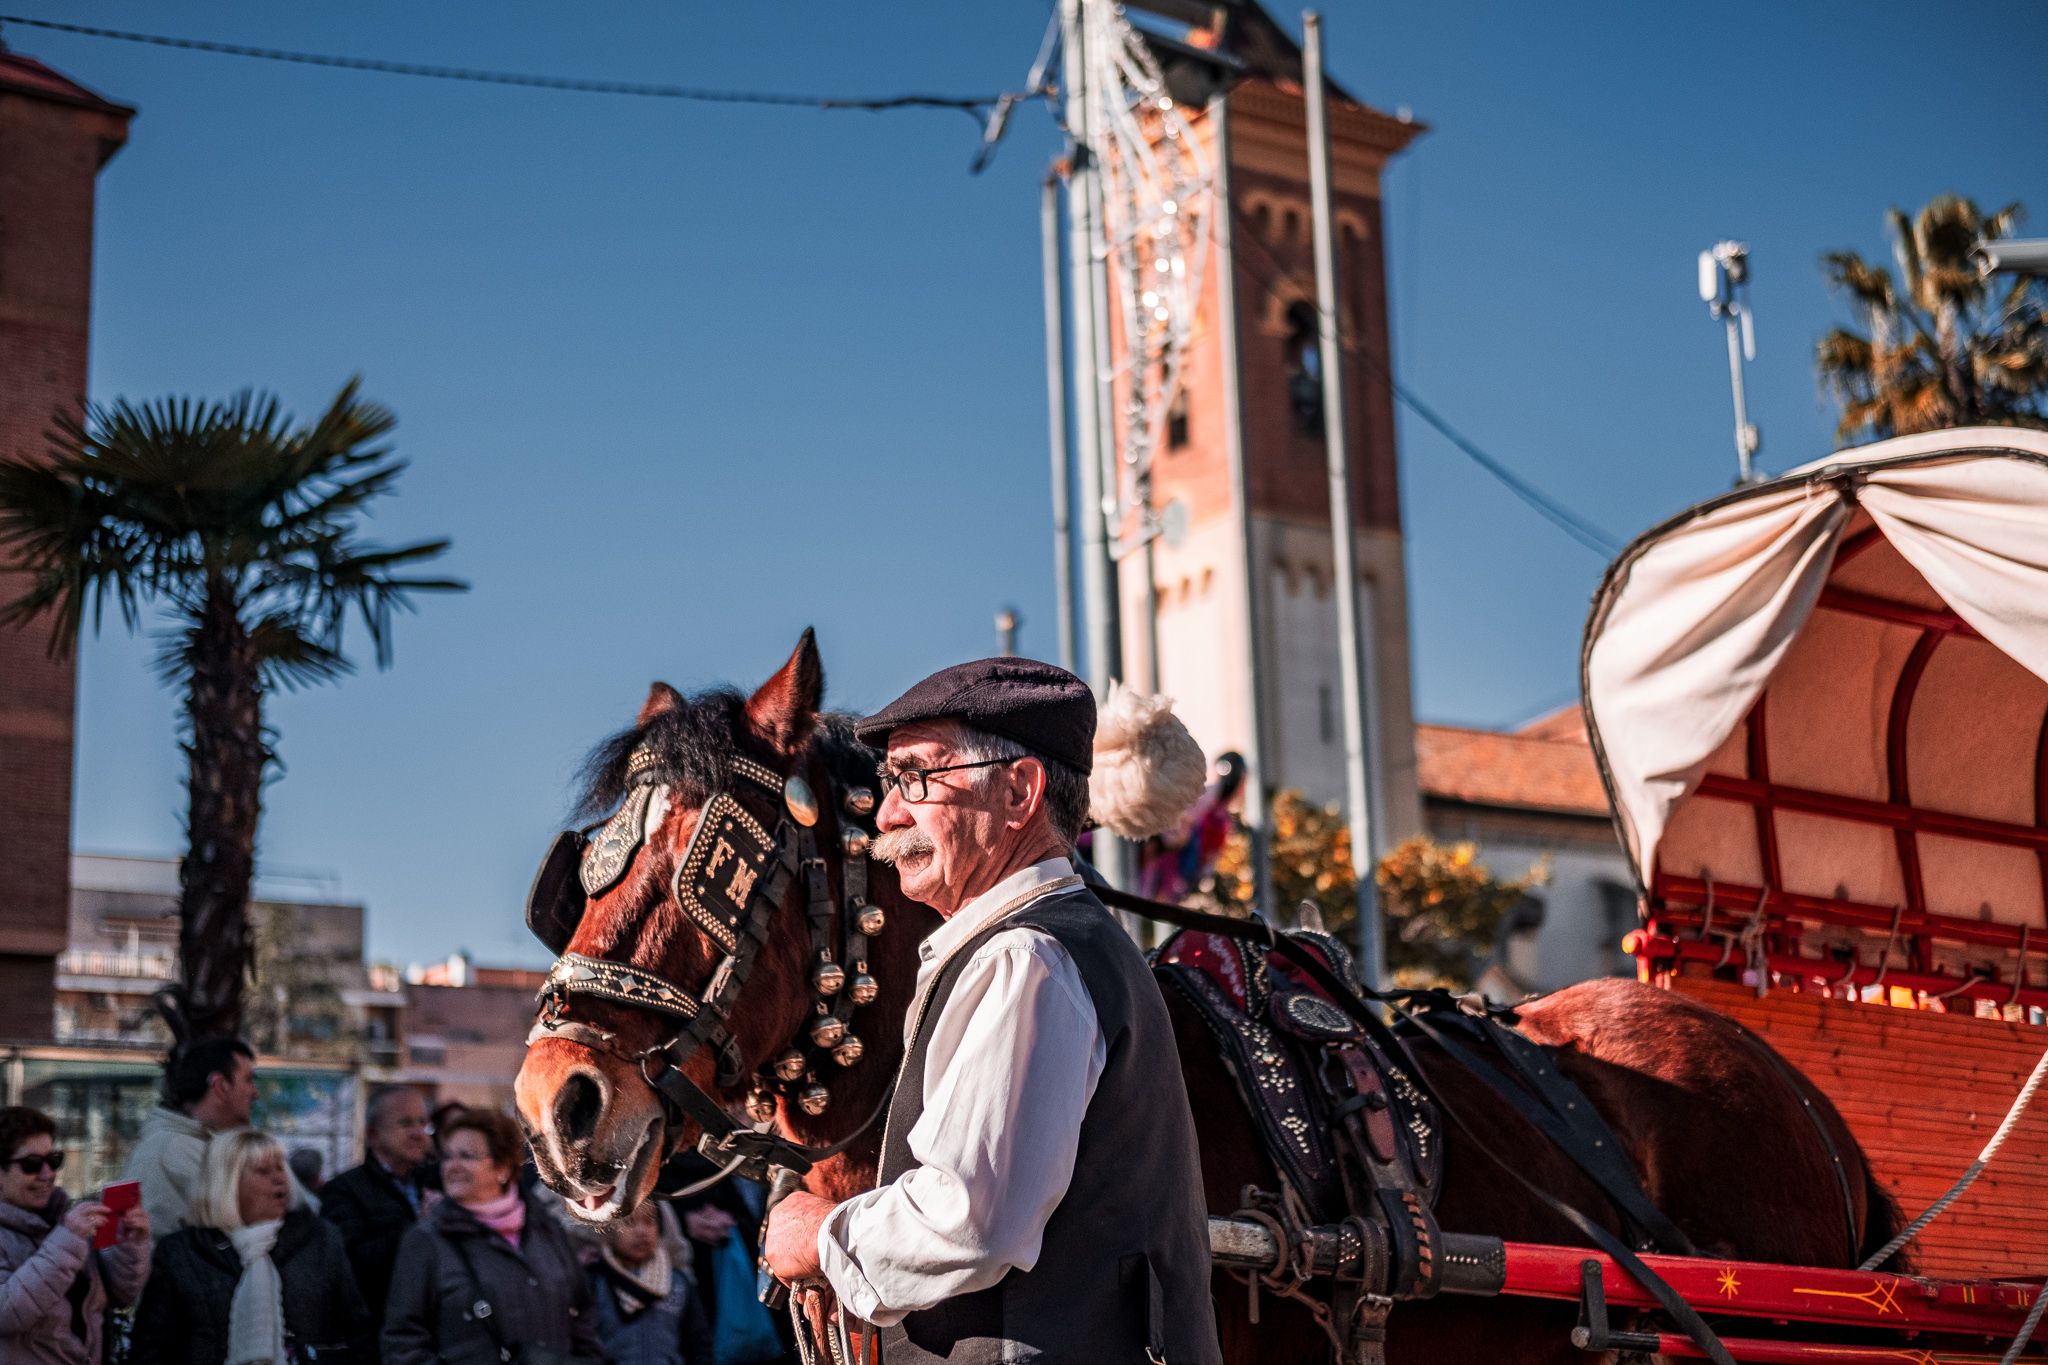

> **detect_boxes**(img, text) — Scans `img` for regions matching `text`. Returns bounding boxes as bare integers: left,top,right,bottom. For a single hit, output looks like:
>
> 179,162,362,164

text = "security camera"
1975,238,2048,278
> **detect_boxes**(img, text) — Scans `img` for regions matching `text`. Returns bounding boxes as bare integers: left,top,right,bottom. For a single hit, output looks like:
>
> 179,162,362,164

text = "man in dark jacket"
320,1086,433,1353
763,658,1222,1365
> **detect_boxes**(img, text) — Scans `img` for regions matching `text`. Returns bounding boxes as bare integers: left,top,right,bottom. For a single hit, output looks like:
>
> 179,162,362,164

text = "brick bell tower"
0,42,132,1040
1108,5,1424,834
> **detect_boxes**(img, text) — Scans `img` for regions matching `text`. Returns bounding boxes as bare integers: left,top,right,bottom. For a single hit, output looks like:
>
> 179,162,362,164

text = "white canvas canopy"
1582,428,2048,1001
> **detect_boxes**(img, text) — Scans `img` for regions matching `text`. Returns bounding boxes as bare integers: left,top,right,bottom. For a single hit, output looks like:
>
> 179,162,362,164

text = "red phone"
95,1180,140,1249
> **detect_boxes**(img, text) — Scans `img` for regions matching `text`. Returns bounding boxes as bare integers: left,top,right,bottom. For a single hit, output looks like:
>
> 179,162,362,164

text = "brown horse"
514,635,1899,1362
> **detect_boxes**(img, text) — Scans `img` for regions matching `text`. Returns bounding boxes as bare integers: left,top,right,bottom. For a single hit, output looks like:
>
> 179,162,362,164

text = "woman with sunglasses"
0,1105,150,1364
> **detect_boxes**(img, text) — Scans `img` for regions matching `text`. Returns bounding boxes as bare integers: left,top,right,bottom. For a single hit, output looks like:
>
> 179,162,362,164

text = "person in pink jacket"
0,1106,150,1365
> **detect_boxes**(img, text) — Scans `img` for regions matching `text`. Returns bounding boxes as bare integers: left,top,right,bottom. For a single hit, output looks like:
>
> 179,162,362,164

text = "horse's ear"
745,628,824,757
639,682,684,726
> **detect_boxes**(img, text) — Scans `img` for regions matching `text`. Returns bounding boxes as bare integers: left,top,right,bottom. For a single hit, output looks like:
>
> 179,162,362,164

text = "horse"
514,633,1900,1363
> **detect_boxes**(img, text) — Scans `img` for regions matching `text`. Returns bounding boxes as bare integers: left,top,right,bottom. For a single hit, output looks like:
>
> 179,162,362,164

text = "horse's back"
1513,977,1878,1266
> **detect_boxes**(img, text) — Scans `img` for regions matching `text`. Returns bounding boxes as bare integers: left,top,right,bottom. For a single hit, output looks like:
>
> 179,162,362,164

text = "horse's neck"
782,885,938,1200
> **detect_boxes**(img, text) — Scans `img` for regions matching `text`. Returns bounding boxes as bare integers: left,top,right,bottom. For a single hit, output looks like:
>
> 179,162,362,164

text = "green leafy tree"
1817,195,2048,443
1207,790,1544,989
0,379,464,1042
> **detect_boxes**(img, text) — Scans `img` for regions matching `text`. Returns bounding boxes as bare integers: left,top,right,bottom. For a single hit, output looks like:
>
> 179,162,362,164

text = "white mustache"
870,828,936,866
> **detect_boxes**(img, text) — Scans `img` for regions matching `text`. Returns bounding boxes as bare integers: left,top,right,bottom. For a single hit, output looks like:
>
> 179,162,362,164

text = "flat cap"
856,656,1096,773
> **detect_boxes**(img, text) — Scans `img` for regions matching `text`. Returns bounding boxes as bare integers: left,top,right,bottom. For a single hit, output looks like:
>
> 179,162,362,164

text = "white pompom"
1088,682,1209,840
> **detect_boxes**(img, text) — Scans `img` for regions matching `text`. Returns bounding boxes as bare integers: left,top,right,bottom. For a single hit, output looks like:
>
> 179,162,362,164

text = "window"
1285,302,1323,435
1167,389,1189,448
1318,683,1335,744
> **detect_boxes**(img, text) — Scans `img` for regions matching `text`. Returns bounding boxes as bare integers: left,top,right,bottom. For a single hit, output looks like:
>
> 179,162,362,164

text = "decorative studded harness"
523,745,886,1178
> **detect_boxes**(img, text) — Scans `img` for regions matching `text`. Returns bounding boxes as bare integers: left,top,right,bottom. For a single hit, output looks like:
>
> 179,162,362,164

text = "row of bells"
748,780,880,1121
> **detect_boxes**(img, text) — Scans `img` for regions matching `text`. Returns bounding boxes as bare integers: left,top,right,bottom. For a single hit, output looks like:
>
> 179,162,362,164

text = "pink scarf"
463,1188,526,1250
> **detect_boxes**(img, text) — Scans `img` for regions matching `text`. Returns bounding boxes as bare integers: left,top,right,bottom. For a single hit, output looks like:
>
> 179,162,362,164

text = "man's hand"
682,1205,735,1247
762,1189,835,1283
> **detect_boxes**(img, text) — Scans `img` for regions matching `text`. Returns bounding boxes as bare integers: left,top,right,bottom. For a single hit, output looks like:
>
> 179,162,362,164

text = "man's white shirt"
815,857,1108,1326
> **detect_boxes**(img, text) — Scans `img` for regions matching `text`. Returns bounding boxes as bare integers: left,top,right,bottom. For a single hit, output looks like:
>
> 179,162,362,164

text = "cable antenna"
1699,240,1762,485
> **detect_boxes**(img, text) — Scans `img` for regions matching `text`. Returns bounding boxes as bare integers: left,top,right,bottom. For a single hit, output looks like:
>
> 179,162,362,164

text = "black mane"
574,688,876,820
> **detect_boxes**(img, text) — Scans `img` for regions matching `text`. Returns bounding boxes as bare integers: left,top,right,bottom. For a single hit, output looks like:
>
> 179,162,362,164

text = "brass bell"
797,1084,830,1116
848,972,879,1006
773,1048,806,1082
812,960,845,997
744,1086,778,1124
783,774,819,828
841,827,871,859
844,787,876,817
809,1015,846,1048
855,903,886,937
832,1035,864,1067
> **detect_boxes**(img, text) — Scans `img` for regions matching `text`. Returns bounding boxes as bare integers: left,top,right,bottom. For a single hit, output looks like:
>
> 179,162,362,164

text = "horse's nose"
555,1069,607,1147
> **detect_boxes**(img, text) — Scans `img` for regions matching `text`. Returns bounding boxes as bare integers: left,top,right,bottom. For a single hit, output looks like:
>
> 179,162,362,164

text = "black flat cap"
856,656,1096,773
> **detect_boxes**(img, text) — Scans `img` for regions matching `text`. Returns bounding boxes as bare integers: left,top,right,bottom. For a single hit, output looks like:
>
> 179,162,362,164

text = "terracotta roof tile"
1415,719,1609,818
1514,704,1588,743
0,51,135,117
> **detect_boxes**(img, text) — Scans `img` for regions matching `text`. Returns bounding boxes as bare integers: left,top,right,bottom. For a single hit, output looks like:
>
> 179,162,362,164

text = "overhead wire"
0,14,1020,117
12,8,1623,557
1221,195,1623,558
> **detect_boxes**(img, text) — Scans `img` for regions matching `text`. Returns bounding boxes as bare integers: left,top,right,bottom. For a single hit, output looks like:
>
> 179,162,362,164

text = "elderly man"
764,657,1221,1365
321,1086,436,1357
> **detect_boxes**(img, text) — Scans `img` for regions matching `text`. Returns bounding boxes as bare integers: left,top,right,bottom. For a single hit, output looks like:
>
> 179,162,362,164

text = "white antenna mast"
1699,240,1762,484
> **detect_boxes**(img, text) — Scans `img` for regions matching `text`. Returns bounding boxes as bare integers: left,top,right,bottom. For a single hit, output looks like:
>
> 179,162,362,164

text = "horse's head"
514,630,917,1220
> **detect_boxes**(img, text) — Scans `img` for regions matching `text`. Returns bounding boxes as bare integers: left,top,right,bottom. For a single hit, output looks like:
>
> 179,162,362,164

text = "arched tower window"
1284,301,1324,435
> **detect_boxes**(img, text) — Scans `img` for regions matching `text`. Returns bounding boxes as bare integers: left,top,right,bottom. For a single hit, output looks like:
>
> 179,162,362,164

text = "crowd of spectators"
0,1039,777,1365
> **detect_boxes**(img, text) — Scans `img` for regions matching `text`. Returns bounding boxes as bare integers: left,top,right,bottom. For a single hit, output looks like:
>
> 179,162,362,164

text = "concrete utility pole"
1041,173,1078,674
1304,11,1386,986
1060,0,1129,891
1208,87,1278,921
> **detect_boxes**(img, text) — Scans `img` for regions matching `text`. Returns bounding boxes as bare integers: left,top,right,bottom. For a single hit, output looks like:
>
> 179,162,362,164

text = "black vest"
876,885,1222,1365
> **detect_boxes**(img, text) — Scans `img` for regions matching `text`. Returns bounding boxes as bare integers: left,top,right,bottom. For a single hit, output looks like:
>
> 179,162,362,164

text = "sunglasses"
5,1153,62,1176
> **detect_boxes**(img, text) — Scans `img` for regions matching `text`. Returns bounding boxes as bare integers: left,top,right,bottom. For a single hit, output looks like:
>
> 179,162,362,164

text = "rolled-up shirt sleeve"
817,930,1106,1325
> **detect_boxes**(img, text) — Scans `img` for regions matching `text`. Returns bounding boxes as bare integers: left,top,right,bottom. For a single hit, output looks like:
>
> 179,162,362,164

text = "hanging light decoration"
1082,0,1211,551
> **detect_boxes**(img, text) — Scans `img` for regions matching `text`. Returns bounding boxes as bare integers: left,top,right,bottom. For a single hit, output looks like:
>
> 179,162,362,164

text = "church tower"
1105,5,1424,837
0,45,131,1038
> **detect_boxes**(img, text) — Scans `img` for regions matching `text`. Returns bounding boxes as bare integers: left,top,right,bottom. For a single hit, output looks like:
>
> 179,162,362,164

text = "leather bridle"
524,747,886,1179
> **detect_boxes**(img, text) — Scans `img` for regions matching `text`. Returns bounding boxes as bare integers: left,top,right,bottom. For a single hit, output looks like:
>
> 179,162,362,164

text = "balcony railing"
58,949,176,981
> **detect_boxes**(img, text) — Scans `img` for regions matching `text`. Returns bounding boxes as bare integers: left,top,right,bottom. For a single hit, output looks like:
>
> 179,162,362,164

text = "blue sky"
18,1,2045,966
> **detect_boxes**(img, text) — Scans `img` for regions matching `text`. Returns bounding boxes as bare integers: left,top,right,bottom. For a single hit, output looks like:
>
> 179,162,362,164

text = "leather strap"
1398,1006,1697,1255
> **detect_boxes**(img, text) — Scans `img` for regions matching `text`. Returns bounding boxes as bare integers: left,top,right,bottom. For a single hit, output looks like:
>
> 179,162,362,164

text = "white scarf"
225,1220,287,1365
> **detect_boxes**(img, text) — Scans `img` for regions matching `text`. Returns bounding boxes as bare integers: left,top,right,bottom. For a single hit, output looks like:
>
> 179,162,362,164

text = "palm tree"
1816,194,2048,443
0,378,464,1042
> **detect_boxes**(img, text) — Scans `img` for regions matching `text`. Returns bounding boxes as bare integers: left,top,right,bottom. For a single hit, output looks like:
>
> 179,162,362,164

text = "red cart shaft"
1498,1241,2048,1341
1637,1330,2044,1363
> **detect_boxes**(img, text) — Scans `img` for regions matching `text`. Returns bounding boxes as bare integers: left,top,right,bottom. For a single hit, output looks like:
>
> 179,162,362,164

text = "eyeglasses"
879,757,1020,804
5,1153,62,1176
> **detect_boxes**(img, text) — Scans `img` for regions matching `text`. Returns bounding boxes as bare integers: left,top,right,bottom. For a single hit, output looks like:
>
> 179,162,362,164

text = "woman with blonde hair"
132,1128,369,1364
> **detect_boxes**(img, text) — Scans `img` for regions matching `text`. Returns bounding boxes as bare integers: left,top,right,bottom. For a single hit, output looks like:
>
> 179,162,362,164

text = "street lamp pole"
1304,11,1385,985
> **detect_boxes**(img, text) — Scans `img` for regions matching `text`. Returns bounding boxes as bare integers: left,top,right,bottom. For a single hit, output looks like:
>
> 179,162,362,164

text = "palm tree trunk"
171,580,265,1043
1936,296,1976,426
